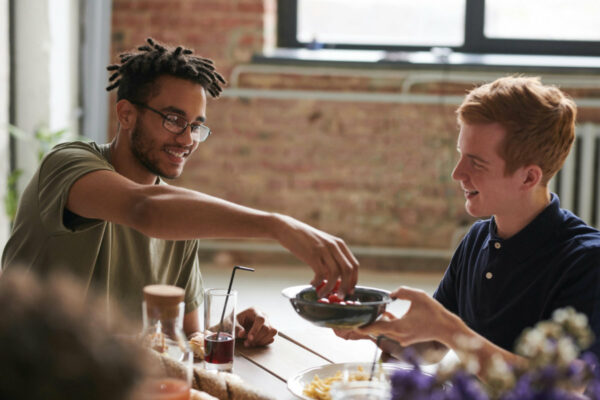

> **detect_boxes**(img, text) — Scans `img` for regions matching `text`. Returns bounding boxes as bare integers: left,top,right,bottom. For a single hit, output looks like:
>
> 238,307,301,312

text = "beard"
130,123,179,180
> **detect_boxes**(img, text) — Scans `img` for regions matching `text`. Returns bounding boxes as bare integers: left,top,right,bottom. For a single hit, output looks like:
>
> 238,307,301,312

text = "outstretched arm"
67,169,359,294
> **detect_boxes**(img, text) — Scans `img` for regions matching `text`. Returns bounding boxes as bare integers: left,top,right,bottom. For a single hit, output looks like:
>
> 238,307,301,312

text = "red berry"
328,293,343,303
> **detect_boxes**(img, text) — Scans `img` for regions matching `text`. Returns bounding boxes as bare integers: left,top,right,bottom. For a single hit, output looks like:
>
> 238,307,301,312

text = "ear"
116,99,138,131
520,165,543,190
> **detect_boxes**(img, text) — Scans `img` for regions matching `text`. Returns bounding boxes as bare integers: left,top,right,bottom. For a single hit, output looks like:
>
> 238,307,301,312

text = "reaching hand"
333,313,420,360
333,328,372,341
358,286,454,347
272,213,359,296
235,307,277,347
333,312,395,341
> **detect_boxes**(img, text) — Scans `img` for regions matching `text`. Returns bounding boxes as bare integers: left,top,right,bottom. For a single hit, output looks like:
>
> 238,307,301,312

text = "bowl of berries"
282,281,392,329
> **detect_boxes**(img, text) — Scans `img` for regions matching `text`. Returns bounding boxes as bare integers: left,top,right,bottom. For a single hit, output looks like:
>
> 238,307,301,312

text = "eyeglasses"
131,101,211,143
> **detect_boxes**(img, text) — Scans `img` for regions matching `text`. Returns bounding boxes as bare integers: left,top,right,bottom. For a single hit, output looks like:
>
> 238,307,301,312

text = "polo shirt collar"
485,193,562,261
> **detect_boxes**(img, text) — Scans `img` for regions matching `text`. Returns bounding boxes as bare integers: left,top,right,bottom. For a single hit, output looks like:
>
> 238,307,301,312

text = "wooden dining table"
222,326,449,399
231,326,377,399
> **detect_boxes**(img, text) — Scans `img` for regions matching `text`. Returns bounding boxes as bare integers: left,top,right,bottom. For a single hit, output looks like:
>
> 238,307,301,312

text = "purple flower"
390,368,436,400
445,371,488,400
386,308,600,400
401,346,422,370
501,371,583,400
582,352,600,377
538,365,559,388
585,380,600,400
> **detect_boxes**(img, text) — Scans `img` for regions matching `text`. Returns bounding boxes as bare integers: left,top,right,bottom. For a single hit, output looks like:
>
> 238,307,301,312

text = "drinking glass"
203,288,237,372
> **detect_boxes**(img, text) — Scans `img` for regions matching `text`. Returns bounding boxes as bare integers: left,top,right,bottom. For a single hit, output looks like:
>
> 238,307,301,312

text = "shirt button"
485,272,493,279
494,242,501,249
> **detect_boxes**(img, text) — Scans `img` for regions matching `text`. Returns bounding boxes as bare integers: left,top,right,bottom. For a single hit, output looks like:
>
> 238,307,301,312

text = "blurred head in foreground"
0,269,146,400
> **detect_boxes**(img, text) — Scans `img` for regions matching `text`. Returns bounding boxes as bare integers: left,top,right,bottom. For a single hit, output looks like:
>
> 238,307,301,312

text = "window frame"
277,0,600,57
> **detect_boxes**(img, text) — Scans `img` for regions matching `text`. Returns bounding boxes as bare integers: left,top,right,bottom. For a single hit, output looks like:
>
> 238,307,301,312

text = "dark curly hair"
106,37,226,102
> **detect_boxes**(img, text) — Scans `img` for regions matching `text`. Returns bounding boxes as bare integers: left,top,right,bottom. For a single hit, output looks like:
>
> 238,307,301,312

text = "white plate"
287,362,411,399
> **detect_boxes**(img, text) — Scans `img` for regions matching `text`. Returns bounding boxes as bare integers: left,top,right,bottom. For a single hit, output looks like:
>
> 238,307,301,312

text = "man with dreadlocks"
1,38,359,345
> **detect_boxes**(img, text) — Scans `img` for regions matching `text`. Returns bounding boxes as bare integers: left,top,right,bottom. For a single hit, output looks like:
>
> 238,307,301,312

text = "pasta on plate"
302,366,379,400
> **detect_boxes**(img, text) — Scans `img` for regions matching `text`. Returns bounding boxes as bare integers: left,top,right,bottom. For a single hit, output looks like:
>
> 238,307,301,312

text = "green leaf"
4,124,75,219
7,124,33,142
4,168,23,222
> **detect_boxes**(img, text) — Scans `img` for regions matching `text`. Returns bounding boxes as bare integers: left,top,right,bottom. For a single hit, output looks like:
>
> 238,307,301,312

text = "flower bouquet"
390,307,600,400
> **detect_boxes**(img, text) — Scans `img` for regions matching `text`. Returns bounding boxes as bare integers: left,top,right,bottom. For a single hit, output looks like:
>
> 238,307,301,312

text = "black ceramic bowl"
282,285,392,329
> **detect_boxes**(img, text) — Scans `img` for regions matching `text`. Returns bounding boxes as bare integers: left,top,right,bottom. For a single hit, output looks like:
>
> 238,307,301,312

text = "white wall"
13,0,80,195
0,0,9,248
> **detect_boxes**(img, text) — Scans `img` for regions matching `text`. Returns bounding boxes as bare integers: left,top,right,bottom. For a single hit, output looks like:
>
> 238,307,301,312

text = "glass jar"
135,284,193,400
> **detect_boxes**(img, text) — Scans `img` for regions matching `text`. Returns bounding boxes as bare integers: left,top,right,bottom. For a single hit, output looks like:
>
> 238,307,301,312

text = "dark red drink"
204,332,234,364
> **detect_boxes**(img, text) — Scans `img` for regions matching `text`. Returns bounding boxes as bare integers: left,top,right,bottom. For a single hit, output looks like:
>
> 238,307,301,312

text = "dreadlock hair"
106,37,226,102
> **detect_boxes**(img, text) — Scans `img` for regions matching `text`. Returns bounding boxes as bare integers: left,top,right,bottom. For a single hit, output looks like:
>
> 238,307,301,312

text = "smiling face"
451,122,525,220
130,75,207,179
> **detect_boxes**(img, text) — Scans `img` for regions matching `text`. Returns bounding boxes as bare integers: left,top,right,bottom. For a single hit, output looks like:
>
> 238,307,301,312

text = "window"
278,0,600,56
484,0,600,41
296,0,465,48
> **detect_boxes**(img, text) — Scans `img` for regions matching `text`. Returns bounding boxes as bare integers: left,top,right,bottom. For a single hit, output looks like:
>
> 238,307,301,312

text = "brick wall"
110,0,600,267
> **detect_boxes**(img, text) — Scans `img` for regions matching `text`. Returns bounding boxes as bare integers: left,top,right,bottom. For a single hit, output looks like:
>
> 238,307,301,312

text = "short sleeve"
37,143,113,233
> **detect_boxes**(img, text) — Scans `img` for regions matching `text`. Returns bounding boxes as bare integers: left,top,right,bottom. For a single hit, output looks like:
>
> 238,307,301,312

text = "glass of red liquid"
203,289,237,372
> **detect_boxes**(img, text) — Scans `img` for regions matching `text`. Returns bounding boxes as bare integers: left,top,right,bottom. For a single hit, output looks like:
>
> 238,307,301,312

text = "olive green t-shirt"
1,141,203,319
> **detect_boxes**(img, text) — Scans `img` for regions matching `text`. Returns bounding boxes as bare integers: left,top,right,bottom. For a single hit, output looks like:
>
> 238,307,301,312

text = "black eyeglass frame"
130,101,211,143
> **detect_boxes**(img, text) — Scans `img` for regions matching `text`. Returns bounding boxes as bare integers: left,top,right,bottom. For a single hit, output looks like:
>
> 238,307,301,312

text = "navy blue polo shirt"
434,194,600,357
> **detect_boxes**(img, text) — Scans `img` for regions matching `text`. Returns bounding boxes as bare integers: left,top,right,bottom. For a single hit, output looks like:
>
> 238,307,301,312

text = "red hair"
457,76,576,185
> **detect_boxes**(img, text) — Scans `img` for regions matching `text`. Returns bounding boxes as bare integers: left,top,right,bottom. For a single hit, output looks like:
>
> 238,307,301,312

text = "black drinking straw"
217,265,254,339
369,335,384,381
